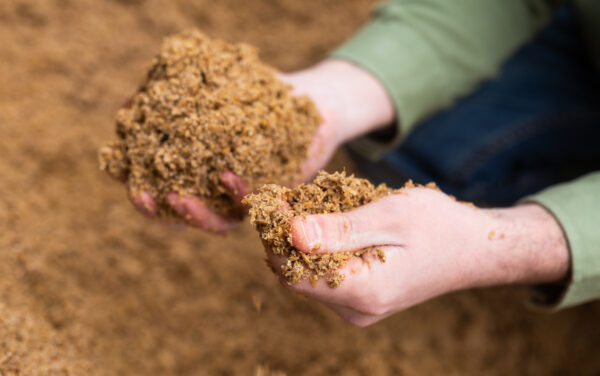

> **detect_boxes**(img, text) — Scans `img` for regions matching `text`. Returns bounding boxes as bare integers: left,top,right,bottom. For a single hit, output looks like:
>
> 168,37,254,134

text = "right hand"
268,189,569,327
130,59,395,233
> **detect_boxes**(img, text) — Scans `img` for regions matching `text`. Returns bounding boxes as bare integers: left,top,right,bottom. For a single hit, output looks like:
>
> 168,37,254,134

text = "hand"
130,59,395,232
269,187,570,327
130,171,248,233
279,59,395,181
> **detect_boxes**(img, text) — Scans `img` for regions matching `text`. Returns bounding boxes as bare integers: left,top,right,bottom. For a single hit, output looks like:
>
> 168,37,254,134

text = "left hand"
269,187,570,327
131,59,395,232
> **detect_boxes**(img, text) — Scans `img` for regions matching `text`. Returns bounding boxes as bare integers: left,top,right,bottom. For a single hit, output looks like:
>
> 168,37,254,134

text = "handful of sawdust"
244,171,398,288
99,29,320,217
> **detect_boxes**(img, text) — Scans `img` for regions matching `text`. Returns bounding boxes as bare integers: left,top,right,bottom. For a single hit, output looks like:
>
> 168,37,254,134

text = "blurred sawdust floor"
0,0,599,375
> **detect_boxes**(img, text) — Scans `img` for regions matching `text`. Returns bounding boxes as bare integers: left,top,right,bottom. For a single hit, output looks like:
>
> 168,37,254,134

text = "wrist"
469,204,570,289
283,59,395,144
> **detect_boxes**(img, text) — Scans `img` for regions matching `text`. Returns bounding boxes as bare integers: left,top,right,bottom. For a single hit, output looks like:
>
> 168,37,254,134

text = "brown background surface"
0,0,599,374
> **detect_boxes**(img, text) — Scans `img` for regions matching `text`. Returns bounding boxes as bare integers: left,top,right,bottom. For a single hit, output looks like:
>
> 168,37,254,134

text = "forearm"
469,204,570,289
331,0,554,148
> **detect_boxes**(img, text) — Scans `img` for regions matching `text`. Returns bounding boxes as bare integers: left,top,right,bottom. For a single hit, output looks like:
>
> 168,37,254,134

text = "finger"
220,171,250,204
130,191,156,218
166,192,238,234
323,303,380,328
290,195,401,254
269,246,402,325
268,253,370,308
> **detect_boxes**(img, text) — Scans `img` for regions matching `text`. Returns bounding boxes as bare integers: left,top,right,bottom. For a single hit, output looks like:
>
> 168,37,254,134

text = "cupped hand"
279,59,395,182
269,187,569,327
129,59,395,232
129,171,249,233
127,73,339,231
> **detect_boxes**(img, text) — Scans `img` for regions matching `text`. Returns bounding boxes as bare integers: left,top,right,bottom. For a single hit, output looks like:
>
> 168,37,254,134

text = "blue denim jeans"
349,6,600,206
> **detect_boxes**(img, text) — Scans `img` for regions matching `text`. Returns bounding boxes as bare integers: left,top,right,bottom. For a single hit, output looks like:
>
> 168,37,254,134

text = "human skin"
128,59,571,325
270,191,570,327
130,59,394,231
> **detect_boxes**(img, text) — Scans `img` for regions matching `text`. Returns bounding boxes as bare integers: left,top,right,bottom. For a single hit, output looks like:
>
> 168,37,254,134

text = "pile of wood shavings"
99,29,320,217
244,171,399,287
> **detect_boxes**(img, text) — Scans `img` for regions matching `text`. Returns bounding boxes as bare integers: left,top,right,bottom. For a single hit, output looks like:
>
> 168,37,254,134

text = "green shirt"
330,0,600,310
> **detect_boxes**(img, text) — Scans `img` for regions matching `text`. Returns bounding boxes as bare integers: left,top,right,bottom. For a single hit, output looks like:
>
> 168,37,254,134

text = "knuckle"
336,215,354,243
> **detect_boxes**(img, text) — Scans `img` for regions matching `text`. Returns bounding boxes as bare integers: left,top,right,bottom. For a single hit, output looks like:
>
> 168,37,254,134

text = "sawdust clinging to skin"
98,29,321,217
244,171,396,288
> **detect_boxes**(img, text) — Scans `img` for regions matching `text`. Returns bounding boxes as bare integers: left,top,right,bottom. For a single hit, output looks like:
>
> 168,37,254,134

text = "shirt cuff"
523,172,600,311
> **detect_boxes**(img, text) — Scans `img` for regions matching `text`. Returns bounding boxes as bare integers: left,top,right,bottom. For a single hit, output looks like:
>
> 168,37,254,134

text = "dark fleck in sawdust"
99,29,320,217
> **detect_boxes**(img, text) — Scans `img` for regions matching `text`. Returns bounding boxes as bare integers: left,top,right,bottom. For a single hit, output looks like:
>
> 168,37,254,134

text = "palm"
128,73,341,232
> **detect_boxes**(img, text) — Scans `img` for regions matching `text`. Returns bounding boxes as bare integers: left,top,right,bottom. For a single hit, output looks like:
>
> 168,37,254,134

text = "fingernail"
166,193,185,215
140,205,153,217
298,217,321,252
228,178,241,197
133,192,155,218
221,172,248,201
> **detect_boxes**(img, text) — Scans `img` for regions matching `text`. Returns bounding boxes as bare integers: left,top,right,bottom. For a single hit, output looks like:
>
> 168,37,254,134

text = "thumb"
290,195,400,254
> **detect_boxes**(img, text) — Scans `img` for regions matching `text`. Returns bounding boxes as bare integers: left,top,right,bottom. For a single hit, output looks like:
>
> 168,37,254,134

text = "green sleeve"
524,172,600,310
329,0,554,160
